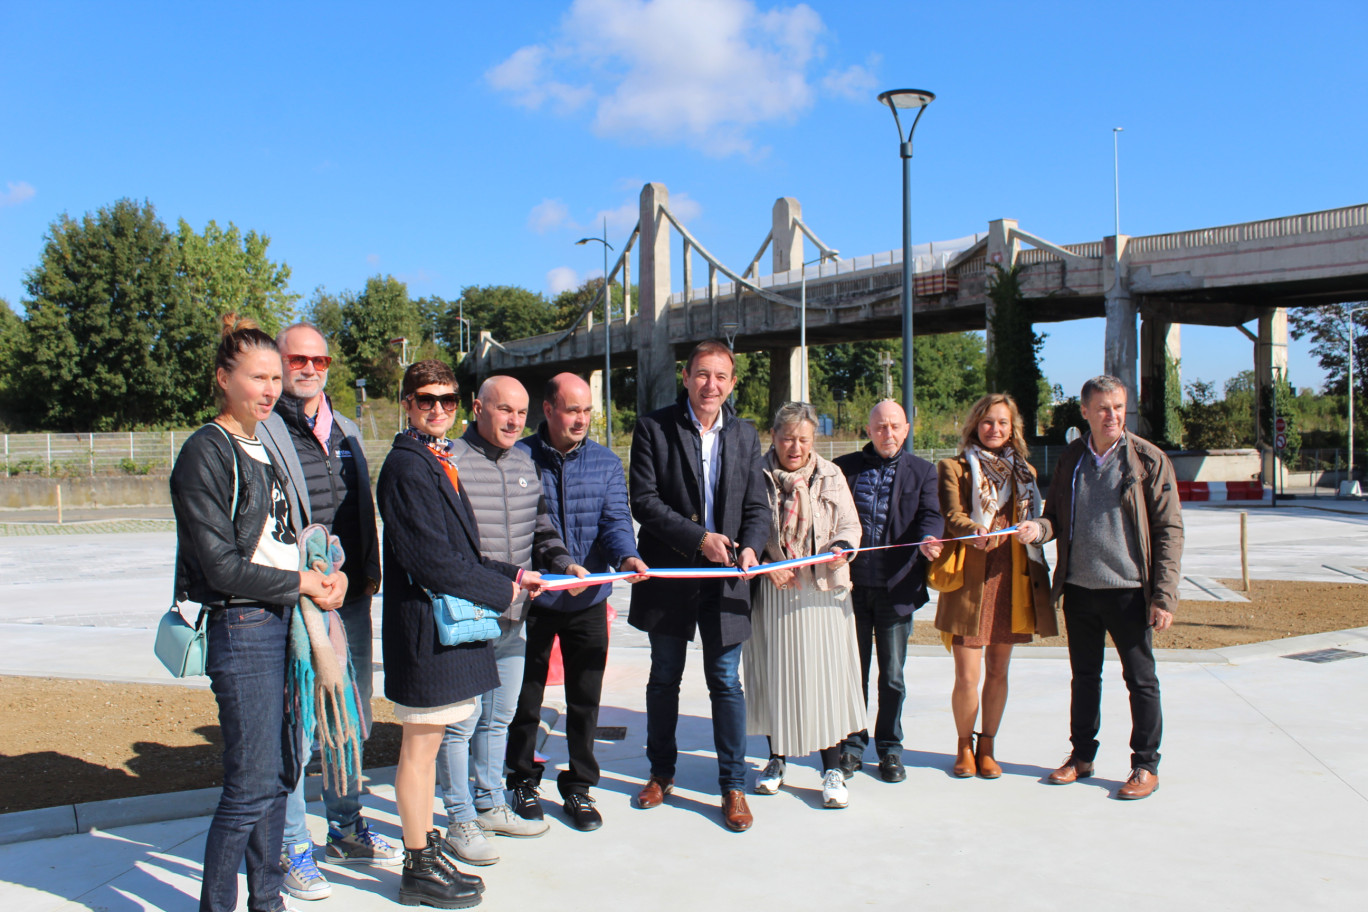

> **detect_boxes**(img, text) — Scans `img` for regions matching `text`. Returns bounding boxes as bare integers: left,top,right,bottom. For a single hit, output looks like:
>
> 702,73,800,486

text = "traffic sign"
1274,432,1288,450
1274,417,1286,434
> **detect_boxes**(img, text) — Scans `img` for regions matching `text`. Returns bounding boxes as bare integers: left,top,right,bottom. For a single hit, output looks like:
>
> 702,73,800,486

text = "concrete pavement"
1,503,1366,910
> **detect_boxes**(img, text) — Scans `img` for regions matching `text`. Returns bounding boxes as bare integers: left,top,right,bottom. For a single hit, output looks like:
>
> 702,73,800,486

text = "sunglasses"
408,393,459,412
283,355,333,371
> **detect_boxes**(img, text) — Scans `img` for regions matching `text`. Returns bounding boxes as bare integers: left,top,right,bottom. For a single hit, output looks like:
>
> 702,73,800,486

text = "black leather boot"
399,836,482,908
427,828,486,893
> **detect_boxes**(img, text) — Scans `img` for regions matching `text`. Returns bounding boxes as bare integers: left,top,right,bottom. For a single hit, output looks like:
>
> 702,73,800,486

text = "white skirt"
743,581,867,757
392,697,478,726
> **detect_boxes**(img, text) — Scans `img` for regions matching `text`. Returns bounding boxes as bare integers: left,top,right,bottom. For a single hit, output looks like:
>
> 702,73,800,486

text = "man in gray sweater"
433,375,586,866
1017,375,1183,801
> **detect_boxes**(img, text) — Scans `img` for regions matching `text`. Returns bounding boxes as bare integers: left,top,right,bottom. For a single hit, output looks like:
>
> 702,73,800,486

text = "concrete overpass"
471,183,1368,436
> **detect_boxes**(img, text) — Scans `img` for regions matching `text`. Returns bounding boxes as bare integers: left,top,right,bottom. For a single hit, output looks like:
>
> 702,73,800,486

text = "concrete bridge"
472,182,1368,436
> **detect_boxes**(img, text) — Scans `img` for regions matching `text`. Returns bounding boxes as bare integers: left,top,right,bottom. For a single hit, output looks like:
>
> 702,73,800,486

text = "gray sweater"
1064,437,1144,590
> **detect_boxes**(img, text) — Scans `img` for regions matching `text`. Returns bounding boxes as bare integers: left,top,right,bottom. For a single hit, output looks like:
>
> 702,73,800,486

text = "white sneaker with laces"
754,757,786,795
822,768,849,809
477,803,549,838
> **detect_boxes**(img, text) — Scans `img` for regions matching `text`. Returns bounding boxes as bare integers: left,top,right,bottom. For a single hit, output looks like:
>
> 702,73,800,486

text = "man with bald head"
833,400,943,783
433,375,586,865
505,373,648,831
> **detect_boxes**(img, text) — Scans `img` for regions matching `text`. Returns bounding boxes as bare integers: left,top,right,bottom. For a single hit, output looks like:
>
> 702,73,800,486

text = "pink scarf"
312,395,335,455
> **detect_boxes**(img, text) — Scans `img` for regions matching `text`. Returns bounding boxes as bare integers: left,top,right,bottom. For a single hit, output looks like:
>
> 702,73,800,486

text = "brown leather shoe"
952,736,976,778
636,776,673,809
975,733,1002,779
1116,768,1159,800
1047,756,1095,785
721,789,753,832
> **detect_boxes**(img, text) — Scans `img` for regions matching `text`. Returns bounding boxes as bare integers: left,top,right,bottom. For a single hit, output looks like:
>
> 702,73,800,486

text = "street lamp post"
878,88,935,452
798,253,836,403
1349,305,1367,484
577,218,614,446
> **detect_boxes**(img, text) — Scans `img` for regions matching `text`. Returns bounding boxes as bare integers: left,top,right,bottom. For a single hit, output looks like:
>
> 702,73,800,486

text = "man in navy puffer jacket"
507,373,648,831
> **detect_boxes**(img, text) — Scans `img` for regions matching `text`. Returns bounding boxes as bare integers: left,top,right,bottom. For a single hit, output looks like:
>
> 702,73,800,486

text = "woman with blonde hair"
744,402,864,809
920,393,1056,779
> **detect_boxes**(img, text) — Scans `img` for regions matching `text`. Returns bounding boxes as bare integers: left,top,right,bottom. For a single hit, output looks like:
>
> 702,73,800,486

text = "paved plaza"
0,502,1365,910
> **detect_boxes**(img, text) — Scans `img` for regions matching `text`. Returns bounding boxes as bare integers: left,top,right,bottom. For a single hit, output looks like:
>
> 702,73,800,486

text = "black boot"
427,828,486,893
399,836,482,909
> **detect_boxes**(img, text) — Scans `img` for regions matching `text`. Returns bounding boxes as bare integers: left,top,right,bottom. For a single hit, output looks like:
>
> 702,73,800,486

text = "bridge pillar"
638,182,677,415
1104,234,1138,431
1255,307,1289,446
1139,315,1181,442
767,347,803,422
982,219,1020,368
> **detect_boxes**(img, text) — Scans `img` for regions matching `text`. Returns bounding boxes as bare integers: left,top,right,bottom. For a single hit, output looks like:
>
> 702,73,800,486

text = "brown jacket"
1035,431,1184,615
932,456,1057,638
760,452,862,592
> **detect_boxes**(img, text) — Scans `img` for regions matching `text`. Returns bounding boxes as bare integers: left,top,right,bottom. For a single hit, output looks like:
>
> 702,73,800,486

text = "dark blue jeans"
841,585,911,761
201,604,294,912
645,591,747,793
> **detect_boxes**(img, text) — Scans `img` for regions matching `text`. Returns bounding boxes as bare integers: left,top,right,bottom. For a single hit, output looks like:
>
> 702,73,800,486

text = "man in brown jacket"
1016,375,1183,800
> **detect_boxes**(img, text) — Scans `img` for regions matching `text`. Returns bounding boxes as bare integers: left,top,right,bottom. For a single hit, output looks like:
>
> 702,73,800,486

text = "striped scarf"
766,448,815,560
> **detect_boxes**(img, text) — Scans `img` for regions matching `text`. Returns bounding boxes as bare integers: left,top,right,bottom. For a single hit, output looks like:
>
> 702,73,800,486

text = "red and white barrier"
1176,481,1268,502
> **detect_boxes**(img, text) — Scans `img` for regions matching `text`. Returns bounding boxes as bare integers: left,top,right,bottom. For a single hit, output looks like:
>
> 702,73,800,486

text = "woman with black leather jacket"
170,313,346,912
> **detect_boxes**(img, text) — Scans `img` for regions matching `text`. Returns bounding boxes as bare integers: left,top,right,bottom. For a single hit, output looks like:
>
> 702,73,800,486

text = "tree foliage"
985,264,1045,435
1289,303,1368,396
337,276,426,400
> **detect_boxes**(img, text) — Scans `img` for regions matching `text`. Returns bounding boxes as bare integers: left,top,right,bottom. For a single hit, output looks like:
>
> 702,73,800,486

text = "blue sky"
2,0,1365,397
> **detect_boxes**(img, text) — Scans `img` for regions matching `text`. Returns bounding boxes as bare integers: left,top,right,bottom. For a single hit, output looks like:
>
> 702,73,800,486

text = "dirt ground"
2,579,1364,815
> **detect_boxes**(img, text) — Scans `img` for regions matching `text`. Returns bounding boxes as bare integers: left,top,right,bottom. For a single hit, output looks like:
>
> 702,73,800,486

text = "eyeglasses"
408,393,459,412
283,355,332,371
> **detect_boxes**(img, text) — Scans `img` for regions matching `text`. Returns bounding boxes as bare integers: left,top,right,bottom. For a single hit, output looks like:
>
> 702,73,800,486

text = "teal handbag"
414,576,501,645
155,603,209,677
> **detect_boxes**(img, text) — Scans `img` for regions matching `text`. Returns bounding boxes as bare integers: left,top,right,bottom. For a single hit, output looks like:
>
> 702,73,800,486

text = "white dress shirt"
687,400,724,533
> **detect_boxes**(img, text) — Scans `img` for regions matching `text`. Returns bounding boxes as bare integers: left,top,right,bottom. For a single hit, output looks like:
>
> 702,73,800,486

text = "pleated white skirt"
743,581,867,757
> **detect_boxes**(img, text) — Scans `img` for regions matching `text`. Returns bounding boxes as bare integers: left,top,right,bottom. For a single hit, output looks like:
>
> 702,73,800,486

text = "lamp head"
878,89,935,110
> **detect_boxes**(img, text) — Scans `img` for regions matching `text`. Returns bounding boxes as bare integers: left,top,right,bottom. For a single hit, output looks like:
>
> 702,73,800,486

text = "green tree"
0,298,24,429
177,219,297,334
1182,379,1241,449
985,263,1045,435
338,275,423,399
456,284,559,344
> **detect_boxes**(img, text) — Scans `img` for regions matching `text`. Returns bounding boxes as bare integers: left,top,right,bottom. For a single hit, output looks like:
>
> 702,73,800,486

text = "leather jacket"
170,424,300,608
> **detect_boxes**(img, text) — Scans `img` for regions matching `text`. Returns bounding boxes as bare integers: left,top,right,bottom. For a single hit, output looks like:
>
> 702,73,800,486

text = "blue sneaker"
280,842,331,900
324,819,403,867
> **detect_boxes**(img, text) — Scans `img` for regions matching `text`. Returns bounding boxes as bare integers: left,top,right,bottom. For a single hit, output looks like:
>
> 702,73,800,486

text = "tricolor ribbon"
535,525,1020,591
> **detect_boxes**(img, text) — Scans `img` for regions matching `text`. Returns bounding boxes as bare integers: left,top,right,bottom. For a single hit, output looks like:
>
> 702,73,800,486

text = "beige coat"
932,456,1058,639
760,452,862,592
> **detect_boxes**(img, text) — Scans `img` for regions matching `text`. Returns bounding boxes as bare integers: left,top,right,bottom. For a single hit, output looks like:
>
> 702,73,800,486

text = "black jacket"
170,424,300,608
628,393,770,647
376,433,518,708
834,444,943,616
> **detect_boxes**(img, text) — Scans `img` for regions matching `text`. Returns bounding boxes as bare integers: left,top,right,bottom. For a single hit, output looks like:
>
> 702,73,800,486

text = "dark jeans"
840,585,911,761
1062,584,1163,773
644,585,747,792
201,604,294,912
507,600,609,797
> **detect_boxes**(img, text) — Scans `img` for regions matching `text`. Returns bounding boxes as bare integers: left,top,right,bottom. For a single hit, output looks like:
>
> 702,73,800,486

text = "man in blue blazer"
628,340,770,832
834,400,943,784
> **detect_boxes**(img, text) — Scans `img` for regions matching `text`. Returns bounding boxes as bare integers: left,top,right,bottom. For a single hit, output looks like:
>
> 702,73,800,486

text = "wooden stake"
1239,510,1250,592
56,484,63,525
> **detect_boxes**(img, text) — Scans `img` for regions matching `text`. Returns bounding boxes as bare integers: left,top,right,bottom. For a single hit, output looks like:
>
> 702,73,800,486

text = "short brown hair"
959,393,1030,460
402,359,458,400
1081,375,1126,405
684,339,735,374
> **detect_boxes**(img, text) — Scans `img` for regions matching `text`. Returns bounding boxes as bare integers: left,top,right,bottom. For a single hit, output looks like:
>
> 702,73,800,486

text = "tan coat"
760,452,862,592
932,456,1057,639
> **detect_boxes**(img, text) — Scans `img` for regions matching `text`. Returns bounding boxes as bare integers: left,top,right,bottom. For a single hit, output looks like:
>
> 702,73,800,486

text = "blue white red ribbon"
535,525,1020,591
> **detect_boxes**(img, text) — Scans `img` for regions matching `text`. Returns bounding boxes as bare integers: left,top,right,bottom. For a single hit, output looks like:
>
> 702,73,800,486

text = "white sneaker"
754,757,786,795
821,768,849,809
445,819,500,865
477,803,550,838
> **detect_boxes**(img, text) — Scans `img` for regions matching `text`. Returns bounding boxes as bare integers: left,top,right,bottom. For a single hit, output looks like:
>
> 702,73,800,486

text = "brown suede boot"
975,733,1002,779
952,736,976,778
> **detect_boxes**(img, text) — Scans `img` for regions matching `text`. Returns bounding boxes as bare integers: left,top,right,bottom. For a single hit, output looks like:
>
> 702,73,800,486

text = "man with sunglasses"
258,323,396,902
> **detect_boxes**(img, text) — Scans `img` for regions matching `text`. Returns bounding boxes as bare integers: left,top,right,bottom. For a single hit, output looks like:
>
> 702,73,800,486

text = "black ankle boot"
399,837,482,909
426,828,486,893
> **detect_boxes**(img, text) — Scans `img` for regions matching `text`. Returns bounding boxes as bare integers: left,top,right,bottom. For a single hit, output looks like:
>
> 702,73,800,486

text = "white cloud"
546,266,581,296
365,253,381,266
528,198,573,234
821,58,879,101
486,0,832,156
0,181,36,207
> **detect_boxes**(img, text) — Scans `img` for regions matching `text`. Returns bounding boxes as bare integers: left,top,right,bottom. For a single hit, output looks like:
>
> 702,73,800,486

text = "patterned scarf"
965,443,1037,531
405,426,460,491
765,448,815,560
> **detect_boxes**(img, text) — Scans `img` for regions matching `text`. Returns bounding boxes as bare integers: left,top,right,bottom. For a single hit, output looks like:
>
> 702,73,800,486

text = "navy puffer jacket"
519,426,640,611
